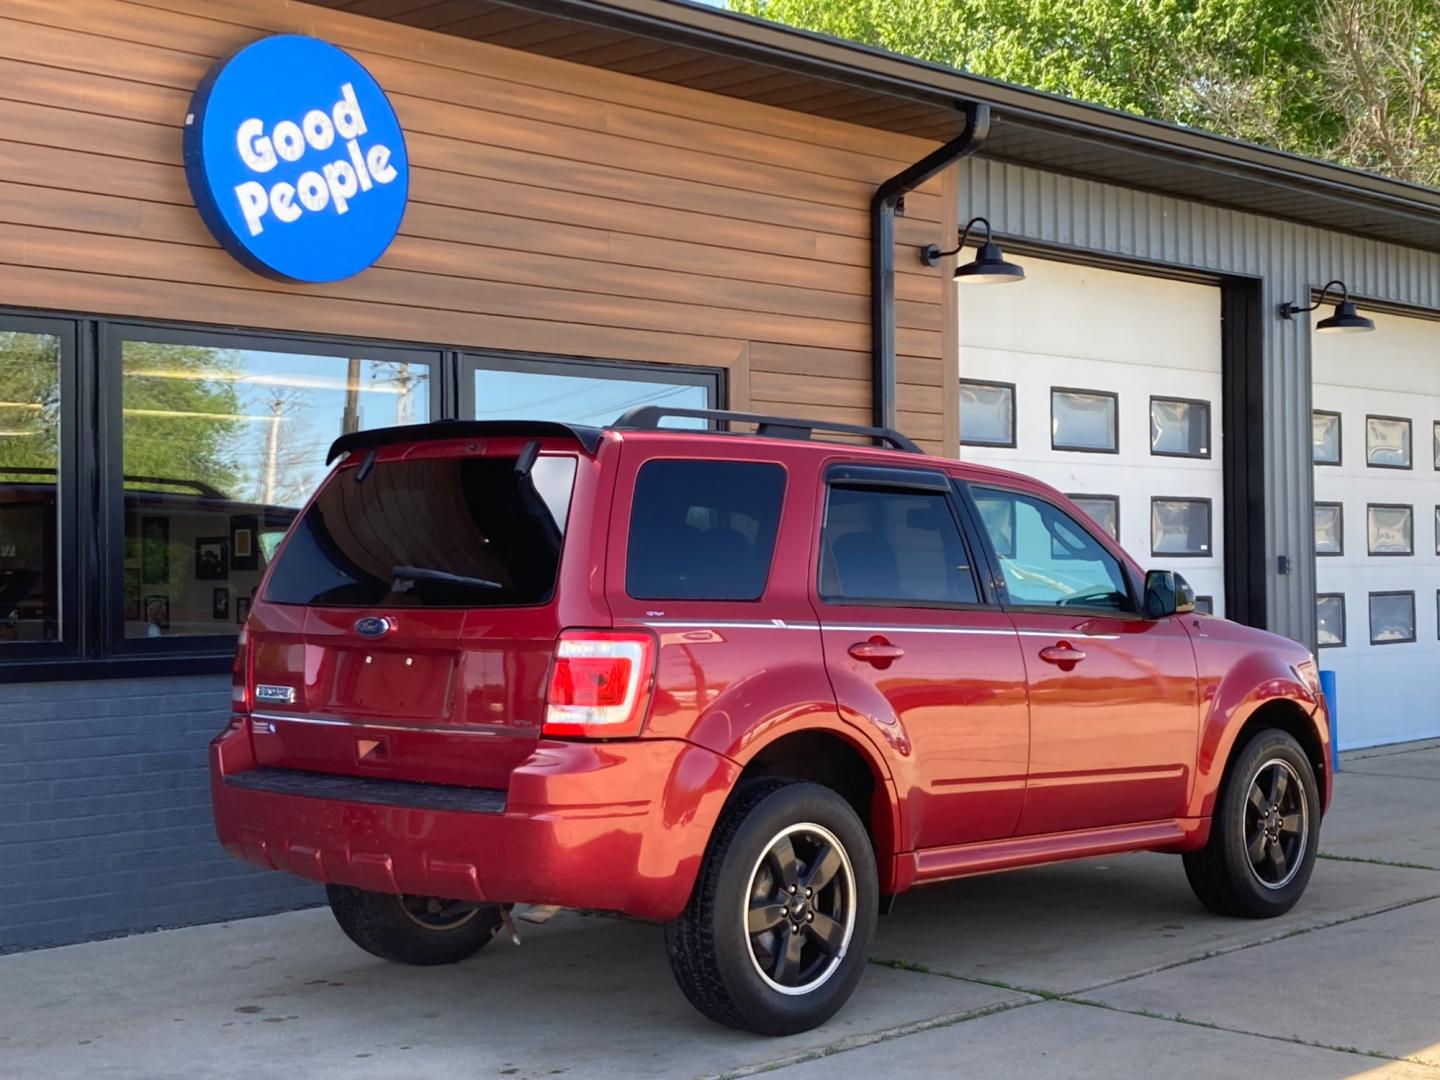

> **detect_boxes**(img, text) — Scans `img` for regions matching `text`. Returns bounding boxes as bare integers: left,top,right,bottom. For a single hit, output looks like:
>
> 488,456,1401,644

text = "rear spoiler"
326,420,604,464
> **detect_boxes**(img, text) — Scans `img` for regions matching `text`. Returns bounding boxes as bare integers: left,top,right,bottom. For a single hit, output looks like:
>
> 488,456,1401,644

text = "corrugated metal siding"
957,157,1440,646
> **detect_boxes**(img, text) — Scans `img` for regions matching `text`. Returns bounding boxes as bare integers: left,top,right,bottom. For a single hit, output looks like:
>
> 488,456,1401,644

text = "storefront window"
470,357,715,429
0,329,61,645
120,334,433,639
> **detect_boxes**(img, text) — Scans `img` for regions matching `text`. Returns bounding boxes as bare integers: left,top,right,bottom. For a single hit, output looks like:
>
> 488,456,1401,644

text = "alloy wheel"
743,822,856,996
397,894,481,932
1243,758,1309,890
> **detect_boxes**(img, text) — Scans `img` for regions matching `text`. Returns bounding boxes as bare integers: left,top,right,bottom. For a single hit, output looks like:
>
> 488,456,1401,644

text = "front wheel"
1183,728,1320,918
665,780,878,1035
325,885,504,965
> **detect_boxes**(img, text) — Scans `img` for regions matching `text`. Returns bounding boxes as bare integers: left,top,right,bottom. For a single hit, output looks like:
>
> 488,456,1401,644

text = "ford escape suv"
212,407,1331,1035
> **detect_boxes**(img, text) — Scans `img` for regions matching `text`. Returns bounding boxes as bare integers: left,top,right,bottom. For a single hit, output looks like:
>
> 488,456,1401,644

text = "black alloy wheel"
744,822,856,994
1243,758,1309,889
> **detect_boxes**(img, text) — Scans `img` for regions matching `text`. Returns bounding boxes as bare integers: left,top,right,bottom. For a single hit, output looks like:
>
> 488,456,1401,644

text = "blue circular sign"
183,35,409,283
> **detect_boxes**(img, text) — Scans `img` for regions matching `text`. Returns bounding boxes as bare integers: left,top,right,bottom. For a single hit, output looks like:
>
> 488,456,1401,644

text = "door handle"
848,638,905,667
1038,643,1087,667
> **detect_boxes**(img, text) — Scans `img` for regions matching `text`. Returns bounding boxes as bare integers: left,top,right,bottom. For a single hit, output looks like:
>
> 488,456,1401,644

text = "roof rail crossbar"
612,406,923,454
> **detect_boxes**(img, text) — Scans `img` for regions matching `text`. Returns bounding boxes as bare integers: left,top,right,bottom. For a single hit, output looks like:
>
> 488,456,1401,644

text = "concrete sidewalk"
3,744,1439,1080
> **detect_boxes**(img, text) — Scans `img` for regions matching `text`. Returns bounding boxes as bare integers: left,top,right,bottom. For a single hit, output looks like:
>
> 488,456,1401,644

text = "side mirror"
1144,570,1197,619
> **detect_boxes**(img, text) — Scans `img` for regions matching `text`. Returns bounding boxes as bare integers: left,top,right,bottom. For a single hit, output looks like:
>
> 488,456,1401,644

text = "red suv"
212,407,1331,1034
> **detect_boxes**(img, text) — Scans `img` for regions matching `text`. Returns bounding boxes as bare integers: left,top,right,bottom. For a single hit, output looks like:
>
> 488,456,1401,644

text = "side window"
971,487,1133,612
626,460,785,601
819,485,979,605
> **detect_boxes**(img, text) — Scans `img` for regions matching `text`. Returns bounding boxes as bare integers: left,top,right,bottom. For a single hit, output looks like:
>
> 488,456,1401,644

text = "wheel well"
736,731,892,878
1231,699,1327,797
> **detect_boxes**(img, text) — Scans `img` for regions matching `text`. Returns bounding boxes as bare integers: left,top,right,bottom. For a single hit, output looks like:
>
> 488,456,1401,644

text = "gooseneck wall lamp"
1278,280,1375,334
920,216,1026,284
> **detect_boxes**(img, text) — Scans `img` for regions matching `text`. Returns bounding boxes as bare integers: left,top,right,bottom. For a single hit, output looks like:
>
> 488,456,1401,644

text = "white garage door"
957,256,1225,614
1313,310,1440,749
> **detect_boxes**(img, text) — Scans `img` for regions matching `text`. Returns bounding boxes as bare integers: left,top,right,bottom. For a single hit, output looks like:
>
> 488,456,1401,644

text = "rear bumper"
210,721,741,921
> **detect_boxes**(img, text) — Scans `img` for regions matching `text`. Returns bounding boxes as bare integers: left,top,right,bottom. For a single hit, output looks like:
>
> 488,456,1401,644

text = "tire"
1183,728,1320,918
325,885,504,966
664,779,878,1035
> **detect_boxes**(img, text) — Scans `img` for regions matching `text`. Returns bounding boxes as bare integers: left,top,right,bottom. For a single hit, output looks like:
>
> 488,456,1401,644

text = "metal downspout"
871,102,991,430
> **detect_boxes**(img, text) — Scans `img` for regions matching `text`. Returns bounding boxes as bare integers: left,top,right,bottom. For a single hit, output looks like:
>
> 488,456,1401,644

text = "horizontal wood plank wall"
0,0,953,451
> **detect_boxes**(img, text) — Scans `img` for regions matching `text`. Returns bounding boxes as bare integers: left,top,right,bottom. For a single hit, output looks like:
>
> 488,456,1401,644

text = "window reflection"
474,366,710,429
120,339,431,638
0,330,61,644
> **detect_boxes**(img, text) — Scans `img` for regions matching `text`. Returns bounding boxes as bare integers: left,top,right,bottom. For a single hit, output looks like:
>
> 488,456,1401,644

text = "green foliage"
730,0,1440,184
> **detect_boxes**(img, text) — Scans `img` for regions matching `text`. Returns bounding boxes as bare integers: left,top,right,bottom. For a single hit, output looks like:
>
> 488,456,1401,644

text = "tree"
730,0,1439,184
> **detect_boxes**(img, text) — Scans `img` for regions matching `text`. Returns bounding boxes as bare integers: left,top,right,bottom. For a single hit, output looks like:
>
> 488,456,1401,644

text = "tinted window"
626,460,784,601
820,485,979,605
973,487,1132,612
265,455,576,607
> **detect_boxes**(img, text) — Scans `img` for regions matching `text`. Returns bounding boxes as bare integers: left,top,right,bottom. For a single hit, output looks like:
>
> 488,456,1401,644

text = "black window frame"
1314,501,1344,557
1150,496,1215,558
957,378,1017,449
1316,592,1346,648
1148,395,1213,460
1194,595,1215,615
816,465,990,612
1312,409,1342,466
1433,421,1440,471
0,312,82,665
960,482,1143,618
1368,590,1416,646
1050,386,1120,454
1364,413,1413,471
1365,502,1414,557
1,306,722,681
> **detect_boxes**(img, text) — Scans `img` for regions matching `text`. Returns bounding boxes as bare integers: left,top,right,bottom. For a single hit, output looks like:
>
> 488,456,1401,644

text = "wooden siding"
0,0,952,451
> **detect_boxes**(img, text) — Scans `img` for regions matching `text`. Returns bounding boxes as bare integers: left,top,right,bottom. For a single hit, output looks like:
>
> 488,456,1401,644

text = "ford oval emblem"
354,616,392,638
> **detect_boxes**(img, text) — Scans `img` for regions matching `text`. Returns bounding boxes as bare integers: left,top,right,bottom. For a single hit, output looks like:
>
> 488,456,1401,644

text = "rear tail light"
543,630,656,738
231,625,251,714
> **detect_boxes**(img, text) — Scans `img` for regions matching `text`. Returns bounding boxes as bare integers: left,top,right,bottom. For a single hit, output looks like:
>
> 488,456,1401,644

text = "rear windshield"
264,455,577,608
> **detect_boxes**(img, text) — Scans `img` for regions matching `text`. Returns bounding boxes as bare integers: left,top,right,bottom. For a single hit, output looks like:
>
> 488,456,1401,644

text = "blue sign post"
183,35,409,283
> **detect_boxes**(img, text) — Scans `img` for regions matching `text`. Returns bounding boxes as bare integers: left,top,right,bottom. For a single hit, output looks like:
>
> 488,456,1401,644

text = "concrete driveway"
3,742,1439,1080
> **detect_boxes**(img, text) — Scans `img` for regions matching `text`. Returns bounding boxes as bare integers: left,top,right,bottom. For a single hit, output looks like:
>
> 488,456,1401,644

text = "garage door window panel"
1314,502,1344,556
1151,497,1212,557
819,482,981,608
1150,397,1211,458
1068,494,1119,542
1313,411,1342,466
959,380,1016,448
1051,388,1118,453
1369,591,1415,645
1367,504,1413,556
1433,422,1440,470
1316,593,1346,648
1194,595,1214,615
1366,415,1412,469
971,487,1133,613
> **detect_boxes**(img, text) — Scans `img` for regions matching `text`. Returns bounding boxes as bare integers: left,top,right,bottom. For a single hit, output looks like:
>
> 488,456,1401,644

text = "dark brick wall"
0,674,319,952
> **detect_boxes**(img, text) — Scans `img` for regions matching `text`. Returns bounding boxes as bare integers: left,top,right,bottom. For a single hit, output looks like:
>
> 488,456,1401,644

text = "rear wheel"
1183,728,1320,918
665,780,878,1035
325,884,504,965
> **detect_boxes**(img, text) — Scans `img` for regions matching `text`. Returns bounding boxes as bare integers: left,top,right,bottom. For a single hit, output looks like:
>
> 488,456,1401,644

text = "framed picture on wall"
230,514,259,571
140,517,169,584
194,537,228,581
236,596,251,624
212,587,230,620
143,594,169,634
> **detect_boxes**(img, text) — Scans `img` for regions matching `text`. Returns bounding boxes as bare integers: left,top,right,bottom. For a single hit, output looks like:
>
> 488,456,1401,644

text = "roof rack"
612,406,923,454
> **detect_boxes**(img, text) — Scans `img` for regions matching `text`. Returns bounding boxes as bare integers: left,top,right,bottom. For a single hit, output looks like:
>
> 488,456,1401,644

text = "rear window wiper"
391,565,503,591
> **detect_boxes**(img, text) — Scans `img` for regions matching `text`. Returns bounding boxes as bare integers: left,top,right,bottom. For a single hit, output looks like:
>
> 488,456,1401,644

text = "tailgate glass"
264,455,576,608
